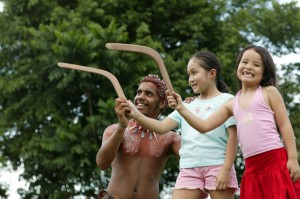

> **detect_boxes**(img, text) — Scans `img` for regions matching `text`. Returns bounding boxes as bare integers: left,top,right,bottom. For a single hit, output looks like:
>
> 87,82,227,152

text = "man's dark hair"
139,74,167,104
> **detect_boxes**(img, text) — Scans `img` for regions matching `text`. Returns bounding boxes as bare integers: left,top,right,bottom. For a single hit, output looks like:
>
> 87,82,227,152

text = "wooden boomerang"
57,62,126,99
105,43,174,92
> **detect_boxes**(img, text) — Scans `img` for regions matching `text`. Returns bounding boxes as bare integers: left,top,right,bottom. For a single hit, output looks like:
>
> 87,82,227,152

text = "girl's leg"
172,168,206,199
209,188,235,199
172,189,204,199
203,165,238,199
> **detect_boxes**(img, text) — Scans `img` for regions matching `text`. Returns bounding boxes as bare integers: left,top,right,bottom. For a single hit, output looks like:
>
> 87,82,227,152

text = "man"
96,74,181,199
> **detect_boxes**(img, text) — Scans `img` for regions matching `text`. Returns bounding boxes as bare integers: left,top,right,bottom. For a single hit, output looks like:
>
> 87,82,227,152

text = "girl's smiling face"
237,48,265,87
187,57,215,94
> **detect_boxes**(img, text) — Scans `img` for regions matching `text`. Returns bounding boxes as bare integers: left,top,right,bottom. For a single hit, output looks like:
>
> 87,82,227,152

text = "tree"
0,0,299,198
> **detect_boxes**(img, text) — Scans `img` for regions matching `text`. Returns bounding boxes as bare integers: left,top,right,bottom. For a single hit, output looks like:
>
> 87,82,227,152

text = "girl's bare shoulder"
262,86,282,108
263,85,279,93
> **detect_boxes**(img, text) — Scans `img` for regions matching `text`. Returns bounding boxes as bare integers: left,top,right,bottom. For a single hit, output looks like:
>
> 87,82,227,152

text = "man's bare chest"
120,132,171,158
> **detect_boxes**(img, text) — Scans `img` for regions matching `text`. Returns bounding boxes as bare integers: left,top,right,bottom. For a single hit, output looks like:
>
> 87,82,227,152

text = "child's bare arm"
267,86,300,182
168,91,233,133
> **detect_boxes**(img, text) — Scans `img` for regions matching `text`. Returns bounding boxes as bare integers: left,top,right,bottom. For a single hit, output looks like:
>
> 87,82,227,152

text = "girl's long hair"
190,51,229,93
235,45,277,88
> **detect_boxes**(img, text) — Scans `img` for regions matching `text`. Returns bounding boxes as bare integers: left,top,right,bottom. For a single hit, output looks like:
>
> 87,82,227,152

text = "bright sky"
274,53,300,65
0,1,300,199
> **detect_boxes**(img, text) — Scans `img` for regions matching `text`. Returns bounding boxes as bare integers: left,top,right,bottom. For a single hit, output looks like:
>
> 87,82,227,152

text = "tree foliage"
0,0,300,198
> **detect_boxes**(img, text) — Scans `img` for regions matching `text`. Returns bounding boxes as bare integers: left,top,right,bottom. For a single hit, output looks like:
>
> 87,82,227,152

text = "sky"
0,1,300,199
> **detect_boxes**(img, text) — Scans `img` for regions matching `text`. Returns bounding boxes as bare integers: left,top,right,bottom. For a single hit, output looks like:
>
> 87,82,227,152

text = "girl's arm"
216,125,238,190
267,86,300,182
167,91,234,133
127,100,178,134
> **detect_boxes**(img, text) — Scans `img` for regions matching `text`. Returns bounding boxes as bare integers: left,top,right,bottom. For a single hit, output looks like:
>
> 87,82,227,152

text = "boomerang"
57,62,126,99
105,43,174,92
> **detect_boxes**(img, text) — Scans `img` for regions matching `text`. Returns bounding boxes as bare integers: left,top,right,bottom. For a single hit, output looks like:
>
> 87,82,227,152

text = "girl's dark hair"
235,45,277,88
190,51,229,93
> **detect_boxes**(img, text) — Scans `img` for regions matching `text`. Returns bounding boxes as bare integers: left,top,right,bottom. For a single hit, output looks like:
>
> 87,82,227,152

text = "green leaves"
1,0,300,198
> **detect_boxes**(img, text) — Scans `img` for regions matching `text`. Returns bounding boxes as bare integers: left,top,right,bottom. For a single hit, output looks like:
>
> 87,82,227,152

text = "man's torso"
107,121,178,199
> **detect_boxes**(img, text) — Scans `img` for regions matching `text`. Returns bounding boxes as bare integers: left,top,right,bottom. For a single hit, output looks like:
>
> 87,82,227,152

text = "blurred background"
0,0,300,198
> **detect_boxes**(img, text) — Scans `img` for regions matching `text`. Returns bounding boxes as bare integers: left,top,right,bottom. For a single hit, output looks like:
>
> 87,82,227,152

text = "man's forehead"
138,82,157,92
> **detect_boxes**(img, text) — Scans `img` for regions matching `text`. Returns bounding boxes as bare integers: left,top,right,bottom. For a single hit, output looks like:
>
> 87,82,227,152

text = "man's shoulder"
103,123,118,135
160,131,180,140
106,123,118,129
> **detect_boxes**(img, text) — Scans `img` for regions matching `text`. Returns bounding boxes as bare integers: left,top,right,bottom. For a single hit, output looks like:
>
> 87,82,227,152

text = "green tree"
0,0,299,198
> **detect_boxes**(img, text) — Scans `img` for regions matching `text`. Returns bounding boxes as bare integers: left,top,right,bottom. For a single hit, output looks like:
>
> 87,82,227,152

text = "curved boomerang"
57,62,126,99
105,43,174,92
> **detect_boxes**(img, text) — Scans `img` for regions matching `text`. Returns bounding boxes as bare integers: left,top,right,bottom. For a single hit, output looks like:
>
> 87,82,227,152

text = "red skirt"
240,148,300,199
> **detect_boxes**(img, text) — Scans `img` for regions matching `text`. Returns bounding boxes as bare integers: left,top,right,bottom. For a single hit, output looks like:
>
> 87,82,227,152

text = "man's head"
139,74,167,103
134,74,167,118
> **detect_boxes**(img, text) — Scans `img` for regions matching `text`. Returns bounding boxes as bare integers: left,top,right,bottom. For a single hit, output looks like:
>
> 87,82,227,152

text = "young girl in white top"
127,51,238,199
167,45,300,199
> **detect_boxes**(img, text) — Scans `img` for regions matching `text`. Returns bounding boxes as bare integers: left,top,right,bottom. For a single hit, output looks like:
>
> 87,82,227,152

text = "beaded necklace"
129,120,157,140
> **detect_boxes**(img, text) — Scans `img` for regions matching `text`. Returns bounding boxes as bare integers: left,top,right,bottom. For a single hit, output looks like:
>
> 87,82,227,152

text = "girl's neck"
241,84,260,93
198,87,221,100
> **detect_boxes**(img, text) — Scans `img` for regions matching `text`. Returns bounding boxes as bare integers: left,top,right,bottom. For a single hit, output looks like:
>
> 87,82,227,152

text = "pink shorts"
174,165,239,199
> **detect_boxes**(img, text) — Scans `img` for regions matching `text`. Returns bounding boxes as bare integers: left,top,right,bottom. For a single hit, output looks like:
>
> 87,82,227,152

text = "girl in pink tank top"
166,45,300,199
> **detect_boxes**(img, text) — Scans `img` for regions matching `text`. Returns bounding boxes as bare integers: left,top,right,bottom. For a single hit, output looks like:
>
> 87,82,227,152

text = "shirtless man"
96,74,181,199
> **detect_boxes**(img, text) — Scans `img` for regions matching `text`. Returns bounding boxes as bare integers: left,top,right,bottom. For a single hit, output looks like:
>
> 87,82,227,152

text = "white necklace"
129,120,157,140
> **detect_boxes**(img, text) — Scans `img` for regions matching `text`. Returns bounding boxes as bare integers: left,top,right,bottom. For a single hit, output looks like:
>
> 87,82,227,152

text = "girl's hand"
125,100,139,119
216,169,230,190
166,90,183,110
287,158,300,182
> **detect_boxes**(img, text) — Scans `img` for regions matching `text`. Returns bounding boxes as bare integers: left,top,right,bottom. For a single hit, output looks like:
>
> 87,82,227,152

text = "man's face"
134,82,165,118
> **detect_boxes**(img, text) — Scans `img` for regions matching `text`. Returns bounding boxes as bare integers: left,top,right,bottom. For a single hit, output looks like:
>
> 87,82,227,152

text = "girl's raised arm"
168,91,234,133
127,100,178,134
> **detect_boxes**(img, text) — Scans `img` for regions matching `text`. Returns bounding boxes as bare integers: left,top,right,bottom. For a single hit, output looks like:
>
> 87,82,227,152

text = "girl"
167,45,300,199
127,51,239,199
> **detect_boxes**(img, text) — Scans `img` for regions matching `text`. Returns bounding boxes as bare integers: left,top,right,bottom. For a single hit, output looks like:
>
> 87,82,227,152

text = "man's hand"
115,98,130,128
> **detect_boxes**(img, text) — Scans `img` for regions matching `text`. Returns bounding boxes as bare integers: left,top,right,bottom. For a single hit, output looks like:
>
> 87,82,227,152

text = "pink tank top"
233,86,283,158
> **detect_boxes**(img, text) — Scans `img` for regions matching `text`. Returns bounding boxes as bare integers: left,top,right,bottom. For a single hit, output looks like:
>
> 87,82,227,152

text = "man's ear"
159,100,167,110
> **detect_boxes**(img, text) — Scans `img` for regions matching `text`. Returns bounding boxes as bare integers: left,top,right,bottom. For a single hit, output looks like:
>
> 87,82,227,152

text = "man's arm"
171,132,181,159
96,98,129,170
96,125,126,170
